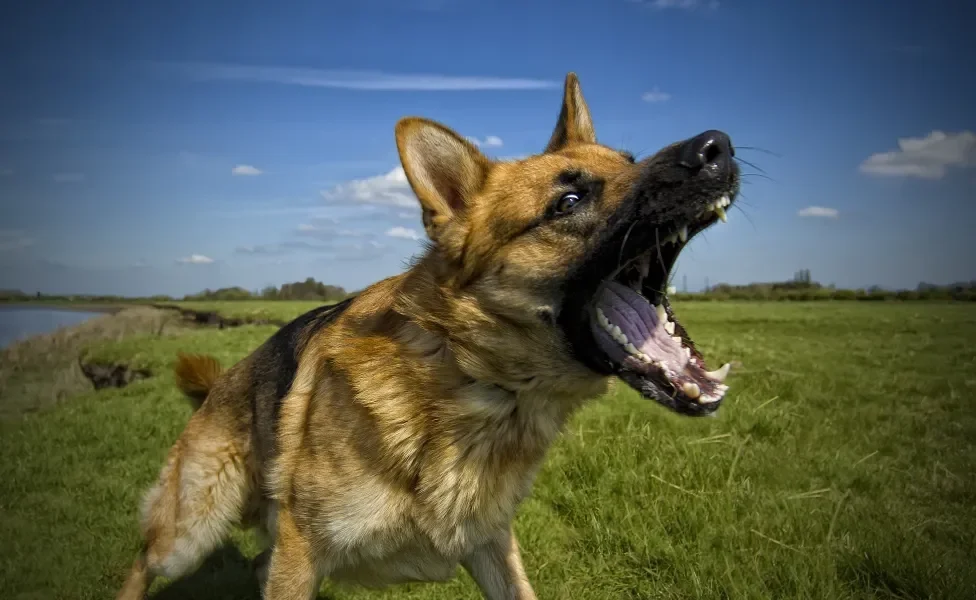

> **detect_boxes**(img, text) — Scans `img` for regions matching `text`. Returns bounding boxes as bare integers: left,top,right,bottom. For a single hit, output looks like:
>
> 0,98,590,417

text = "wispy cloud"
177,254,215,265
52,172,85,183
641,87,672,103
232,164,263,176
859,130,976,180
236,240,386,261
467,135,504,148
627,0,719,10
386,226,422,241
797,206,839,219
0,230,34,252
157,62,561,91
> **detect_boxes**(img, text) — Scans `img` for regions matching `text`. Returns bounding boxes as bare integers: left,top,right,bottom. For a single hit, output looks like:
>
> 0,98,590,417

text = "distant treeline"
183,278,350,302
2,277,974,304
672,279,976,302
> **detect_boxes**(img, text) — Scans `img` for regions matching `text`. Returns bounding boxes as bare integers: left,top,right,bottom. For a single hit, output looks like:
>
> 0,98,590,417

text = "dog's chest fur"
275,353,592,586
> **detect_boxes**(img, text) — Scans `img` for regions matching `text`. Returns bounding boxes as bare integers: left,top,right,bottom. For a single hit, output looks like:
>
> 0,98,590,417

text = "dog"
116,72,740,600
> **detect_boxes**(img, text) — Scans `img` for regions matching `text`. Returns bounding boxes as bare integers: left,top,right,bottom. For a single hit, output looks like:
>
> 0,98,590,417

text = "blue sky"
0,0,973,297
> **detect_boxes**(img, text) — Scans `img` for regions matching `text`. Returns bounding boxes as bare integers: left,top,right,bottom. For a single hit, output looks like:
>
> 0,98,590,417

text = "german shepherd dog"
117,73,739,599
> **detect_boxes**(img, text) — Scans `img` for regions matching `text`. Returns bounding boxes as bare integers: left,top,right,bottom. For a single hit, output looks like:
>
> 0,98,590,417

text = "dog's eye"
555,192,582,215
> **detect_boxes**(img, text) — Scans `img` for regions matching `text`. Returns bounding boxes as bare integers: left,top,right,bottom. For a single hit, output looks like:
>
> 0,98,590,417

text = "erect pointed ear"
544,72,597,153
395,117,491,241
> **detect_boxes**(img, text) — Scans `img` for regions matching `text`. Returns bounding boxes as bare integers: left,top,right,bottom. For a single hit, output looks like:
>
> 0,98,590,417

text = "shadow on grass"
147,546,338,600
148,546,261,600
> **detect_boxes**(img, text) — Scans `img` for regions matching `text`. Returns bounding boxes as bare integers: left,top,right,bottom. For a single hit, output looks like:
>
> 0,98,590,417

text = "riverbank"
0,306,189,419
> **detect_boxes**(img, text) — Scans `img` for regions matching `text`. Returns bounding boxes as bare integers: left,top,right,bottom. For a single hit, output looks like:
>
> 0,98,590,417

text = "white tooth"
678,226,688,243
682,382,701,399
624,343,639,355
699,394,721,404
721,194,731,207
714,206,727,223
655,304,666,324
612,325,623,337
683,347,692,361
704,363,731,382
671,335,682,344
664,321,675,335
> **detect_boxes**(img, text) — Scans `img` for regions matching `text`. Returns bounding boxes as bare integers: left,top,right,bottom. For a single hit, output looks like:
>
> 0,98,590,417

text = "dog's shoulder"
248,296,358,464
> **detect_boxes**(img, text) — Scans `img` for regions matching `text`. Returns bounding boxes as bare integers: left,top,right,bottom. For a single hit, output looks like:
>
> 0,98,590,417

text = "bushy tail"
173,352,223,410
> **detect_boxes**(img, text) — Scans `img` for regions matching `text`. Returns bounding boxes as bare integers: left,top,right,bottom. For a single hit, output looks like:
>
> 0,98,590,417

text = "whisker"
735,145,782,158
734,156,769,176
738,172,777,183
618,221,639,268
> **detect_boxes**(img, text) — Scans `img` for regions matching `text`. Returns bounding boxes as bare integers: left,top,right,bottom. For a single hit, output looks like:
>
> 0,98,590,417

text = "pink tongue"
596,282,686,367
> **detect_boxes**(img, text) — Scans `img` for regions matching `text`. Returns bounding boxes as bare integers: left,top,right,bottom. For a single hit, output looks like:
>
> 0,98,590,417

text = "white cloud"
386,226,422,241
466,135,504,148
160,62,560,91
641,87,671,103
232,164,263,176
320,166,419,211
859,130,976,180
797,206,839,219
177,254,215,265
0,230,34,252
52,172,85,183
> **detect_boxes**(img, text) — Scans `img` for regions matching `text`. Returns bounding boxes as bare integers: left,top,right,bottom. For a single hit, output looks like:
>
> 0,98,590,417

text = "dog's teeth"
682,347,692,361
722,195,731,207
671,335,682,345
664,321,675,335
704,363,731,382
655,304,666,324
624,343,639,355
699,393,721,404
714,206,728,223
678,226,688,243
682,382,701,399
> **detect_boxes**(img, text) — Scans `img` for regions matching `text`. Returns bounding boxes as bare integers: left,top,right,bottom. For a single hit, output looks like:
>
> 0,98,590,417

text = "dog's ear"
395,117,491,240
544,72,596,153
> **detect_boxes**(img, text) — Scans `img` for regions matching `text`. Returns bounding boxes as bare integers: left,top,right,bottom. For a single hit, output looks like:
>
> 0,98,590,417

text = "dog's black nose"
678,130,734,178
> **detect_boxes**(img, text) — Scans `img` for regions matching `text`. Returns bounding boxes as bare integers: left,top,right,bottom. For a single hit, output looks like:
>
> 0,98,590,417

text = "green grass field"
2,301,975,599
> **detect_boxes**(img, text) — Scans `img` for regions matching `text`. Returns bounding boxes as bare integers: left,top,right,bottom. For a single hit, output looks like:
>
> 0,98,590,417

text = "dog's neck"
386,252,610,404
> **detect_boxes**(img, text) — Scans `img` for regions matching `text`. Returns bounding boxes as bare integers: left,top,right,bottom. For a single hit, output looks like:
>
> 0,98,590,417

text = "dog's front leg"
262,508,324,600
461,528,538,600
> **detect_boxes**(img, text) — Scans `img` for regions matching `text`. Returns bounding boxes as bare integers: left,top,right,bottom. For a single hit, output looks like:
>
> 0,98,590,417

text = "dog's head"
395,73,739,417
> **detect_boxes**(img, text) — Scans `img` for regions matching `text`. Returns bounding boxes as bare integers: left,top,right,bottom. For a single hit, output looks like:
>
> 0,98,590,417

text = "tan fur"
117,73,650,600
172,352,223,409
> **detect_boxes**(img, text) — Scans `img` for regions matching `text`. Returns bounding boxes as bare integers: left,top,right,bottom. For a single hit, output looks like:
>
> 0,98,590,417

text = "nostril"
702,142,722,166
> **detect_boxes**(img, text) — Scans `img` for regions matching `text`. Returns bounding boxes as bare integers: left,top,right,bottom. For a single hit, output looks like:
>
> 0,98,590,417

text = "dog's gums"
590,194,734,413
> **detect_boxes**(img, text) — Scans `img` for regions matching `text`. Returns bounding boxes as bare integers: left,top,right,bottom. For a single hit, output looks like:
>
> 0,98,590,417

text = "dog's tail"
173,352,223,411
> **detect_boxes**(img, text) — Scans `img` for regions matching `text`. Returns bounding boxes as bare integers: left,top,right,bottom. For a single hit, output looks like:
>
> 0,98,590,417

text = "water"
0,307,105,349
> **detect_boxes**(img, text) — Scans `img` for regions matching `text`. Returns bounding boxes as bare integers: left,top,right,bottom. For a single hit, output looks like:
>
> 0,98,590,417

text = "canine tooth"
624,343,639,355
721,194,731,207
682,382,701,399
655,304,666,324
714,206,727,222
664,321,675,335
678,226,688,243
704,363,731,382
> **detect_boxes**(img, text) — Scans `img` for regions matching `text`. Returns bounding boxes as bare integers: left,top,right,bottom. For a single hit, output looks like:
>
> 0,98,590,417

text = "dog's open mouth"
588,193,733,416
